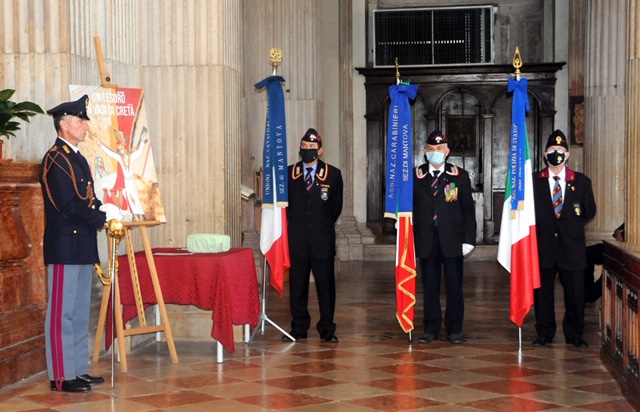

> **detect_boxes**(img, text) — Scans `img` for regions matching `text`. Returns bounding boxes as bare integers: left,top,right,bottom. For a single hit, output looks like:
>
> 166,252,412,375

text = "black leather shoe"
281,332,307,342
76,374,105,385
50,379,91,392
323,335,339,343
448,333,464,344
532,335,549,347
417,333,435,343
567,337,588,348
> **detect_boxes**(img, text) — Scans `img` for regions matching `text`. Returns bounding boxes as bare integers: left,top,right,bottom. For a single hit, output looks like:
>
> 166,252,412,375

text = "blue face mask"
426,151,446,165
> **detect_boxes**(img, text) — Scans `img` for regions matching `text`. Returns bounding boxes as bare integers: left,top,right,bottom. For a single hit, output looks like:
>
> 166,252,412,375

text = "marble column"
626,0,640,246
584,0,627,240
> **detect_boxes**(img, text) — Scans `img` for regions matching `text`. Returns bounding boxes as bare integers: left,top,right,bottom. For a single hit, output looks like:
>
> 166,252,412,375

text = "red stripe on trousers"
51,264,66,388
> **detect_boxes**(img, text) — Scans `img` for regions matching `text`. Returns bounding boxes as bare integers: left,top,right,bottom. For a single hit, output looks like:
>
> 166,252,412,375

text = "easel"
91,36,178,373
93,222,178,372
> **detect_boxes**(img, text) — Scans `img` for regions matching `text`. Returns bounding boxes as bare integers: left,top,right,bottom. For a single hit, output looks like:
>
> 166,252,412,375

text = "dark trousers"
584,243,604,304
419,233,464,337
534,265,585,342
289,255,336,338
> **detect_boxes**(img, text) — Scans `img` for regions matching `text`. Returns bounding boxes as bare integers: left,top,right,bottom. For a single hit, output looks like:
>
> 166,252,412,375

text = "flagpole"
514,47,522,350
250,257,294,341
250,48,294,343
389,58,418,343
509,45,537,350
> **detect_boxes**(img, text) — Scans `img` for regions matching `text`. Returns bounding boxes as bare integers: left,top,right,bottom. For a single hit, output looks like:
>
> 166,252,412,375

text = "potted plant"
0,89,44,161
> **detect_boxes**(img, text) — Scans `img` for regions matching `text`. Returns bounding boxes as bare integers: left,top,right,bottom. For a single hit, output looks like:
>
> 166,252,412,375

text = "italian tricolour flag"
256,75,290,297
497,77,541,327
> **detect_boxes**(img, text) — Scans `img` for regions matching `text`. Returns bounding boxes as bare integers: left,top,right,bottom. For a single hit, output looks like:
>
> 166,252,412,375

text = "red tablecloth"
106,247,260,353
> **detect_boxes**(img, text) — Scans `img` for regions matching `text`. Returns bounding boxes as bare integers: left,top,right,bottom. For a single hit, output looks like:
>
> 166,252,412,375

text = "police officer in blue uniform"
39,95,114,392
283,128,343,343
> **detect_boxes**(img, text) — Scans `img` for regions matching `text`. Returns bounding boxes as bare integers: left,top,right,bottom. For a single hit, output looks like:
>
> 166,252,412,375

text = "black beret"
426,130,447,145
545,129,569,150
301,128,322,147
46,95,90,120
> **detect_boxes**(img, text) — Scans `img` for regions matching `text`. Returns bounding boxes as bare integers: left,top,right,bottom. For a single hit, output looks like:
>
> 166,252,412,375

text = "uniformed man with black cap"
39,95,120,392
532,129,596,348
413,130,476,345
283,128,343,343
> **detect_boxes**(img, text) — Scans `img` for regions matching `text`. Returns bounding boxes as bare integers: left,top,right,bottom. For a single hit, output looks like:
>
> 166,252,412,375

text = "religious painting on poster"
70,85,166,223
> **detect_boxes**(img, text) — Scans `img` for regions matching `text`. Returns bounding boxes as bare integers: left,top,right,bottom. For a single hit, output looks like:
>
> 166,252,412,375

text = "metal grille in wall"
373,6,494,67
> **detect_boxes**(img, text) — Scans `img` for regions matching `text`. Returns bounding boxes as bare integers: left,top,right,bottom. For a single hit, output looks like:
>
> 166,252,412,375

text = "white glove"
99,203,123,221
462,243,475,256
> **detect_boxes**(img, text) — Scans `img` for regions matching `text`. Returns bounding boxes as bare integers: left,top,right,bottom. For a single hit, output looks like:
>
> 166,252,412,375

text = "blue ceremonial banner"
385,84,418,218
255,76,288,206
507,77,529,211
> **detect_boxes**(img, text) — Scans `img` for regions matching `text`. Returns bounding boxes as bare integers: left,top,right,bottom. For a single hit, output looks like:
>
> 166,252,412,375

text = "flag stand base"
250,257,294,342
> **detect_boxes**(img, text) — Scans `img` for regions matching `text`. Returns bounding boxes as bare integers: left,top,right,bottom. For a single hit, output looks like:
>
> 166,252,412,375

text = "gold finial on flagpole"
395,57,401,85
512,46,523,80
269,48,283,76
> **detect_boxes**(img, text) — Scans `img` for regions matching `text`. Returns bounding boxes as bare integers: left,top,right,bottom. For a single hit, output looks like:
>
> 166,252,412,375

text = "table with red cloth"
106,247,260,354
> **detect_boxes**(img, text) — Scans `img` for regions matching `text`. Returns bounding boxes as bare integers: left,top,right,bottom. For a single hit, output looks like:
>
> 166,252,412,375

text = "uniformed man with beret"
283,128,343,343
413,130,476,344
532,129,596,348
39,95,119,392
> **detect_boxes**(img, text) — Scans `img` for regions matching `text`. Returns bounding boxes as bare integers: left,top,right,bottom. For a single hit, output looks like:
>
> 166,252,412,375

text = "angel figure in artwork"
92,128,148,221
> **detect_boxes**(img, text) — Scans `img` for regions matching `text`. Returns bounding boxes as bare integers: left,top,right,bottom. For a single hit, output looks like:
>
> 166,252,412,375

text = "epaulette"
445,164,460,176
538,168,550,179
291,162,304,180
316,163,329,182
415,164,430,179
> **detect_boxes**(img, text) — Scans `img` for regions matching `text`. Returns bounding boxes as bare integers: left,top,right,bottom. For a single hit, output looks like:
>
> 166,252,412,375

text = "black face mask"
299,148,318,164
546,150,566,166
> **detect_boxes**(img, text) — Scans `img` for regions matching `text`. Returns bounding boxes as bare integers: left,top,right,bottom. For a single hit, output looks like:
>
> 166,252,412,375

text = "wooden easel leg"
140,226,179,364
125,228,148,328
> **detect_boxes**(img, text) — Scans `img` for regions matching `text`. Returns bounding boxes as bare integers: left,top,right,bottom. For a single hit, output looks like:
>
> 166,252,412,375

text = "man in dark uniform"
413,130,476,344
283,128,343,343
39,95,119,392
532,129,596,348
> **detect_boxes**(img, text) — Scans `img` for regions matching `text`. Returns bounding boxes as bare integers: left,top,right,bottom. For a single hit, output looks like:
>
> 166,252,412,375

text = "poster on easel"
70,85,166,223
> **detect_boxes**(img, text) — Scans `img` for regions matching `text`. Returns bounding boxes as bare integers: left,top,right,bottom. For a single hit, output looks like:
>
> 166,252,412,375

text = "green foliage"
0,89,44,140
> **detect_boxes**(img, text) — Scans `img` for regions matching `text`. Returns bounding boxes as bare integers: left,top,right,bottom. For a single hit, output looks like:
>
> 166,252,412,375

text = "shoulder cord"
42,151,95,212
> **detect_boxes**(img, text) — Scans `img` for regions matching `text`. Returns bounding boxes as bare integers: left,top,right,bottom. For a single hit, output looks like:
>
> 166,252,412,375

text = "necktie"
431,170,440,226
431,170,441,196
552,176,563,219
305,167,313,191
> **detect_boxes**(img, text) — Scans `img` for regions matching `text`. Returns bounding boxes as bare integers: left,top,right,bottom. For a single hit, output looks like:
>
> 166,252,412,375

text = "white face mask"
426,151,446,165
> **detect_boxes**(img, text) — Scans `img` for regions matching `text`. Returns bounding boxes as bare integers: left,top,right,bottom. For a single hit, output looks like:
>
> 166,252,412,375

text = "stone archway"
357,64,563,244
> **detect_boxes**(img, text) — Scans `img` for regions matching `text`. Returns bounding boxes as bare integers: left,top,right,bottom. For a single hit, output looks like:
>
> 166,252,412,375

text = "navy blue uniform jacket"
532,167,596,271
287,160,343,260
413,162,476,258
39,138,106,264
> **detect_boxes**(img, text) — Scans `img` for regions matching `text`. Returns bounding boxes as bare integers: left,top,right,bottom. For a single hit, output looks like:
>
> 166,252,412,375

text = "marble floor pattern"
0,260,636,411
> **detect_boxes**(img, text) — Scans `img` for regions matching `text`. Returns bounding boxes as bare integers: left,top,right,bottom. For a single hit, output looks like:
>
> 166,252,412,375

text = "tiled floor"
1,260,636,411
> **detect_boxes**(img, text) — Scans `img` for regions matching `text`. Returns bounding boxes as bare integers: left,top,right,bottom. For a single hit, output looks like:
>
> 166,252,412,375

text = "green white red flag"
497,77,541,327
